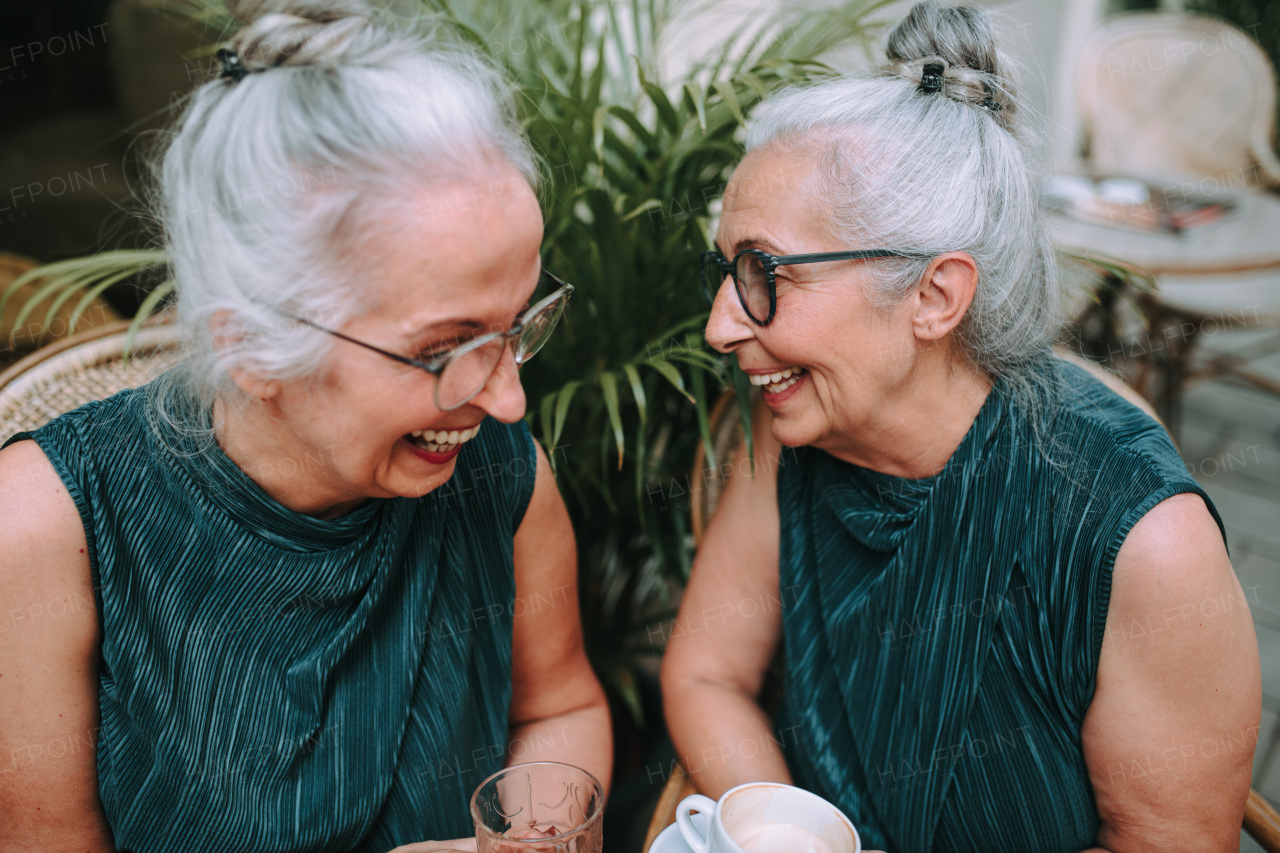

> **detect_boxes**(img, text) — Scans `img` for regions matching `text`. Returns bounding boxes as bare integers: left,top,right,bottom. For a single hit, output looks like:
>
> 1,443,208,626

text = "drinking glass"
470,762,603,853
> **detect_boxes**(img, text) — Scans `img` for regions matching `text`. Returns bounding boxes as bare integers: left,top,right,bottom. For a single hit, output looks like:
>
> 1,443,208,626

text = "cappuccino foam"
733,823,834,853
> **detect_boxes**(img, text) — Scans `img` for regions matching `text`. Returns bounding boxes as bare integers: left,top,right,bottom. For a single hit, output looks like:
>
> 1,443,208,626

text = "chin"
769,417,815,450
382,450,459,499
402,467,458,499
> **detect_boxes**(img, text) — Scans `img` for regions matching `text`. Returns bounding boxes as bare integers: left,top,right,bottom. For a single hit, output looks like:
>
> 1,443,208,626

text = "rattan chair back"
0,321,182,443
1078,12,1280,188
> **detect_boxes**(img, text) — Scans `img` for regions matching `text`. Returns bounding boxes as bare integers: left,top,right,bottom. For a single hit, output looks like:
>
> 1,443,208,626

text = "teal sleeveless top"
5,381,538,853
775,359,1224,853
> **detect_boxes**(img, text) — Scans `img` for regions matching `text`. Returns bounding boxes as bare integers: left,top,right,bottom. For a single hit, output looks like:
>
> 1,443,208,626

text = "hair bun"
881,1,1018,133
226,0,373,70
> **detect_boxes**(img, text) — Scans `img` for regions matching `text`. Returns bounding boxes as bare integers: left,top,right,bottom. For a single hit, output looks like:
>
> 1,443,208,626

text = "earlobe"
912,252,978,342
211,310,282,402
227,367,282,403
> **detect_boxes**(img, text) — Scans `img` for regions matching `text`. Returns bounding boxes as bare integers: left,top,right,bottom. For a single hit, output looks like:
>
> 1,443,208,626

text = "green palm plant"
450,0,894,713
0,0,895,720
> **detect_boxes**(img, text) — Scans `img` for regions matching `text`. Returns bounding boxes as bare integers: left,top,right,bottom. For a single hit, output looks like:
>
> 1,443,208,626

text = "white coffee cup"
675,782,861,853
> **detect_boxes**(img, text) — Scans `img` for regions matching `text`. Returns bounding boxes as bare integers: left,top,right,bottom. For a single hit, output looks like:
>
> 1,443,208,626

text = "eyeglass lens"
700,254,725,303
733,252,770,323
701,252,770,324
434,274,569,410
513,293,567,362
437,336,507,411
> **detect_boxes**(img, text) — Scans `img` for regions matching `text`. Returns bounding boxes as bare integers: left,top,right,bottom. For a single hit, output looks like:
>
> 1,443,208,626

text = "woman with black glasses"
663,2,1259,851
0,2,608,851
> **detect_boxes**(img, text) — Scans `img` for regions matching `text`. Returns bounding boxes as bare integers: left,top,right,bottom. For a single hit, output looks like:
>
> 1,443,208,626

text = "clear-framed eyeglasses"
278,269,573,411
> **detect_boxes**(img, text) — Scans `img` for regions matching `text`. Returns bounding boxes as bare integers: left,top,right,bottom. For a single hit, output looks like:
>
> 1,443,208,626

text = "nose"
469,341,527,423
704,274,757,354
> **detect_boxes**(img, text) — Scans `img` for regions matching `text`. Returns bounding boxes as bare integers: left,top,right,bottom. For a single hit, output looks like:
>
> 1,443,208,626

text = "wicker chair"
1077,12,1280,189
0,320,181,442
644,358,1280,852
1072,12,1280,436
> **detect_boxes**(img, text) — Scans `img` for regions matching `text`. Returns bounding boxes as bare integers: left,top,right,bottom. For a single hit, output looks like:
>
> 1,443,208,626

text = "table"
1047,188,1280,276
1046,183,1280,436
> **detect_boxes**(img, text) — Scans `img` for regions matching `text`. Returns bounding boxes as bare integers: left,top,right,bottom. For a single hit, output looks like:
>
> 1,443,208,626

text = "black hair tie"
217,48,249,84
919,63,944,94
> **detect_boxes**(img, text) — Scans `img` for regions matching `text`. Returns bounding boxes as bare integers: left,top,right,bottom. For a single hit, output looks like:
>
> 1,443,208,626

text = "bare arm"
1082,493,1260,852
0,439,113,852
505,442,611,792
661,402,790,797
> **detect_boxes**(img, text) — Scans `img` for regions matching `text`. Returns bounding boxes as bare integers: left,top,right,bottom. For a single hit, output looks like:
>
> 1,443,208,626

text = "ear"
227,367,282,403
210,309,283,402
912,252,978,342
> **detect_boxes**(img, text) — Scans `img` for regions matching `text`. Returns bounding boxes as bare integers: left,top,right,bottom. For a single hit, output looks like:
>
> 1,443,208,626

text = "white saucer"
648,812,706,853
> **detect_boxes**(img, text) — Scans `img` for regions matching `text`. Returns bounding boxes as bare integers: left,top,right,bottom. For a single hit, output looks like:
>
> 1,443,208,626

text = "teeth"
406,424,482,451
749,367,803,387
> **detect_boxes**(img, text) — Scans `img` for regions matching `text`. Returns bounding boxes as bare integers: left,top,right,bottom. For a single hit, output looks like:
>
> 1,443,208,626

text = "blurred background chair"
1077,12,1280,190
1057,11,1280,439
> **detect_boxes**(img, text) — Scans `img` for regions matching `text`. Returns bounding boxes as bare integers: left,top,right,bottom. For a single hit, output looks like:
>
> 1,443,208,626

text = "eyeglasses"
280,269,573,411
699,248,911,326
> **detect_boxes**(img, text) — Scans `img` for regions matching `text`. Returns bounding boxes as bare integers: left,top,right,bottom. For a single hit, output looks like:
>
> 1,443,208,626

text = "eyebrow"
731,235,786,255
405,319,485,341
402,291,539,343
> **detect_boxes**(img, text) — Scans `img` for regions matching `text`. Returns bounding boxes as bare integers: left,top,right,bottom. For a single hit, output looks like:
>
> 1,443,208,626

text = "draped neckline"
796,378,1028,851
150,390,388,553
817,382,1007,552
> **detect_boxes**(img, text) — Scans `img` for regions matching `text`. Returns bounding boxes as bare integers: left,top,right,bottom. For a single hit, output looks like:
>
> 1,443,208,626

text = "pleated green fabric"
5,381,537,852
775,358,1224,853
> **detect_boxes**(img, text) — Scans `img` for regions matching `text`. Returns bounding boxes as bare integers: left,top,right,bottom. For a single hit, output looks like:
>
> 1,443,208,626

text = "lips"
403,439,465,465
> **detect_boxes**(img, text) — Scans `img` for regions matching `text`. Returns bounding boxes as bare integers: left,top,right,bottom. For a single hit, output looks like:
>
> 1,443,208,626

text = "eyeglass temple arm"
288,313,444,372
772,249,909,265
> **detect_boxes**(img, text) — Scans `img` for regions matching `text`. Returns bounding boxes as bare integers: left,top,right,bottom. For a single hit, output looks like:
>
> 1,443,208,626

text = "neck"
823,348,993,479
212,397,367,520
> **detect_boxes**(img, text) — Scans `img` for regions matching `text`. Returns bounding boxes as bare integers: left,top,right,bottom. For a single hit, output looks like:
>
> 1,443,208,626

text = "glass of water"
470,762,603,853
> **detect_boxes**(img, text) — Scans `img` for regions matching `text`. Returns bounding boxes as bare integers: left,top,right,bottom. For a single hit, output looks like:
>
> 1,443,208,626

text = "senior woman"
662,3,1260,851
0,2,609,851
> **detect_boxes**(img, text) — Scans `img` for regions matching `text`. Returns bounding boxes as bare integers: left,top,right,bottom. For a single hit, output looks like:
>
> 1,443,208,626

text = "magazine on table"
1041,175,1236,234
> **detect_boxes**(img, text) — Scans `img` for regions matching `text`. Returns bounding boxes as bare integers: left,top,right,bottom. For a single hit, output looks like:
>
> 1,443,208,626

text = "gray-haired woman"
662,2,1259,850
0,2,609,851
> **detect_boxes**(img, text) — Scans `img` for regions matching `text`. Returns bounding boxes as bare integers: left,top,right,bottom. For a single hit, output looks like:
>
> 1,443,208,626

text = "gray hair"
744,0,1059,418
151,0,539,436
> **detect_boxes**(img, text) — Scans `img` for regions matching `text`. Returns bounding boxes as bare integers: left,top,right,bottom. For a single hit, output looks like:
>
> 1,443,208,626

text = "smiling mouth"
748,367,806,394
405,424,482,454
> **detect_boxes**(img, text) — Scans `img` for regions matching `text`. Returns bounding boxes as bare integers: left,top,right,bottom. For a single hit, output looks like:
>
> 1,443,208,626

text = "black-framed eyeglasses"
280,269,573,411
699,248,912,326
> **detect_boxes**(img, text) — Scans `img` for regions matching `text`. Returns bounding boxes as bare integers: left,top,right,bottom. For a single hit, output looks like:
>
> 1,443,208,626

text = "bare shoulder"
0,438,95,612
683,397,785,590
0,438,110,850
661,398,786,693
1082,493,1258,851
513,440,571,563
1109,492,1237,612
